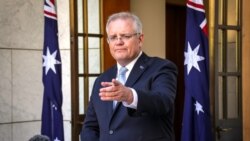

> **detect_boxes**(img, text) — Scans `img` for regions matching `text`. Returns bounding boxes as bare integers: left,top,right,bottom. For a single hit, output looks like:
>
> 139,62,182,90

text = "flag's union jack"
44,0,57,20
187,0,208,35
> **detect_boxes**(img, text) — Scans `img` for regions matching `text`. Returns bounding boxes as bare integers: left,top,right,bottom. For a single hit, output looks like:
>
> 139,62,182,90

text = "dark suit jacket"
81,53,178,141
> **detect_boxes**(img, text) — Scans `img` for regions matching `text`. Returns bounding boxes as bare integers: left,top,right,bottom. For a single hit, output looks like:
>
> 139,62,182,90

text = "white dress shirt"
116,51,142,109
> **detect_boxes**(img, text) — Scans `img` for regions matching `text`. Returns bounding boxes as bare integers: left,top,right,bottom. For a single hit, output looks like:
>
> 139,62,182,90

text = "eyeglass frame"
107,33,141,43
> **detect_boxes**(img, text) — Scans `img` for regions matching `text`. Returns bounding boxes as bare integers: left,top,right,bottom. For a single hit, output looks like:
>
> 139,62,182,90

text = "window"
214,0,243,140
70,0,103,140
216,0,242,120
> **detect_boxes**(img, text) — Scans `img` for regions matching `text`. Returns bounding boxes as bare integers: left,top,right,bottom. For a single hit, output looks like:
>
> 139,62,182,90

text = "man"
29,135,50,141
81,12,178,141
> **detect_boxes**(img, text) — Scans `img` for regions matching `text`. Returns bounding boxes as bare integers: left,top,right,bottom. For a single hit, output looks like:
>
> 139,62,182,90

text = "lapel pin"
140,65,144,70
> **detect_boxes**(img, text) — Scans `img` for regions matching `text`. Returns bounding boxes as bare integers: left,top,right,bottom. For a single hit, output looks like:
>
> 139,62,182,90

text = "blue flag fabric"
181,0,212,141
41,0,64,141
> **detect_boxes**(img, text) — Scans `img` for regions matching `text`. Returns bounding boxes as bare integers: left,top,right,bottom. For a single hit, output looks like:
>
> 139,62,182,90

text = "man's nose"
115,37,124,44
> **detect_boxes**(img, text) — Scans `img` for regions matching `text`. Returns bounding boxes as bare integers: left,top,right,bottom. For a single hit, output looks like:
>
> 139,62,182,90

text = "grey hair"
28,135,50,141
106,12,143,34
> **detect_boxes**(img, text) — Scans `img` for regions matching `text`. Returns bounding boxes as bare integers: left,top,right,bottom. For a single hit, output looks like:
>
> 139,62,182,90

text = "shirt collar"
117,51,142,77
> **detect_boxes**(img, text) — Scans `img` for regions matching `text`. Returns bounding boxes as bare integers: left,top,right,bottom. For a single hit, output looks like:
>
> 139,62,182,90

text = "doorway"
165,3,186,141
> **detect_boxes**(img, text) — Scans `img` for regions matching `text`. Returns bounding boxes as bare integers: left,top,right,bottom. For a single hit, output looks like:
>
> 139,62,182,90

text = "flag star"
194,101,204,115
54,137,60,141
52,104,58,110
184,42,205,75
43,47,61,75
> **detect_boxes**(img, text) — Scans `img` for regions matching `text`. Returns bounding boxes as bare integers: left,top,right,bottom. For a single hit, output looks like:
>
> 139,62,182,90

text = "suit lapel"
125,53,149,87
106,66,118,119
109,53,150,121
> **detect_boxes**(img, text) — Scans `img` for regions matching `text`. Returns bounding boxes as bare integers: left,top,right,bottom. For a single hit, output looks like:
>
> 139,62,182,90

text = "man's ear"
138,33,144,46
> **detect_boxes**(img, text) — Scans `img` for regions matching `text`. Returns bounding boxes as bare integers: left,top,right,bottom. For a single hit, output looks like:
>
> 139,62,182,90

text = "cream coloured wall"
131,0,166,59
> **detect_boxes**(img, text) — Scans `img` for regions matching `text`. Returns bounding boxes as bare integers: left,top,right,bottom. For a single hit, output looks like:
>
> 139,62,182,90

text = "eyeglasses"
107,33,140,43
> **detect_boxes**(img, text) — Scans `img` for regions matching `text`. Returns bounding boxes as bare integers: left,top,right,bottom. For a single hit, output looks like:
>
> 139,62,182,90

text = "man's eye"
110,36,117,40
123,35,131,39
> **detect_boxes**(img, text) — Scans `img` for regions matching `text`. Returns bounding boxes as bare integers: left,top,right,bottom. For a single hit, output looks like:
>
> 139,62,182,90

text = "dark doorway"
165,3,186,141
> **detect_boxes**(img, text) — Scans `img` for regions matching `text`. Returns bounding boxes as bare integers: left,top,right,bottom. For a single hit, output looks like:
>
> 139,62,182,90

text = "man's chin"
114,53,127,60
115,56,130,64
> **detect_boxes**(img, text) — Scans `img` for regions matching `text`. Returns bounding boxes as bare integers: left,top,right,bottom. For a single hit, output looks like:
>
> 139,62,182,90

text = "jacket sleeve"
80,80,100,141
128,60,178,117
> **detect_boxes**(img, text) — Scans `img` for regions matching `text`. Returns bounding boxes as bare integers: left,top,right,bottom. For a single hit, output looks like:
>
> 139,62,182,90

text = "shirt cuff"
122,88,138,109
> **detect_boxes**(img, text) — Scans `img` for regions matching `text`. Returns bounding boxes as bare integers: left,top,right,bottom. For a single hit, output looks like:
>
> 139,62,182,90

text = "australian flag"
181,0,212,141
41,0,64,141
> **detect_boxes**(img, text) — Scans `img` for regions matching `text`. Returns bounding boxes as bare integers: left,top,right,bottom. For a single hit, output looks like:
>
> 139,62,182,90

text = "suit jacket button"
109,130,114,134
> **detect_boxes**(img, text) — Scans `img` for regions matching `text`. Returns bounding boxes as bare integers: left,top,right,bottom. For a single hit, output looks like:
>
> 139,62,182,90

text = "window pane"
77,0,84,33
88,37,100,49
88,49,100,73
87,0,100,34
227,76,239,118
89,77,97,100
227,0,238,25
218,76,224,119
227,30,238,72
78,37,84,74
79,77,84,114
88,37,100,73
218,0,223,25
218,29,224,72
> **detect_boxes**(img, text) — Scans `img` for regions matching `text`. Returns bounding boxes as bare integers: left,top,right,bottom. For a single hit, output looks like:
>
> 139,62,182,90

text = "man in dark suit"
81,12,178,141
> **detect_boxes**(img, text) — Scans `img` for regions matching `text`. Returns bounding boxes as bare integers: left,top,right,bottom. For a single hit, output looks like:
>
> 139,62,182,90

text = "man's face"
107,19,144,66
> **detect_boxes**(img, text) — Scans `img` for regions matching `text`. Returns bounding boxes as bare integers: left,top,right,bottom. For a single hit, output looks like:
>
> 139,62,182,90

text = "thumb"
112,79,122,86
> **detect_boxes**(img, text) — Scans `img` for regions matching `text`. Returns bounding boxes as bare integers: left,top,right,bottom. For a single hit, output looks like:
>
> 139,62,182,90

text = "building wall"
131,0,166,58
0,0,71,140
